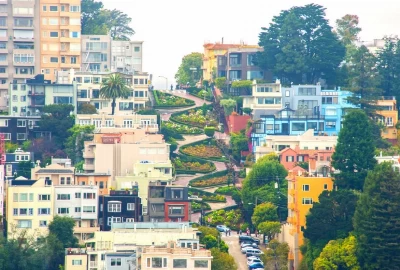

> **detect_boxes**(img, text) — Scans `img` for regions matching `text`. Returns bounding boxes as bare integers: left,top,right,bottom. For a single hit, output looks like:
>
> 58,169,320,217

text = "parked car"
247,257,263,266
246,249,263,257
239,235,260,244
248,262,264,270
241,246,260,254
241,243,258,249
216,225,229,232
188,195,202,201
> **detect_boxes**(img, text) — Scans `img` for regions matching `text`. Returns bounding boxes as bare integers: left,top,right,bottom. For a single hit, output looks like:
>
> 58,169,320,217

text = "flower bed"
206,209,243,230
187,87,214,102
201,194,226,202
170,105,219,128
153,90,195,108
191,201,211,212
190,170,229,187
162,121,203,135
180,139,228,162
173,155,216,174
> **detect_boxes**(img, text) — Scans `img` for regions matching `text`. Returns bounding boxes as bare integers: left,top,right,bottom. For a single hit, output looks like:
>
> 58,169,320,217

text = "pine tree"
331,109,376,190
353,162,400,269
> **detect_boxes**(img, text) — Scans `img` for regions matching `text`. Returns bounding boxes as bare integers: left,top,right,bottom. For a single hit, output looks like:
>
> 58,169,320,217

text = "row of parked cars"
239,235,264,270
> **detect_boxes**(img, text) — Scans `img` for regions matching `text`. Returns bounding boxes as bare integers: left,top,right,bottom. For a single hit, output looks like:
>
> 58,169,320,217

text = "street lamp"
158,76,168,91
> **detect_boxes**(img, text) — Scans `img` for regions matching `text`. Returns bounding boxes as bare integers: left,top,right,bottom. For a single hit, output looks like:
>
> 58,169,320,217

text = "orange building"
285,171,334,269
75,173,111,195
376,97,398,141
40,0,81,81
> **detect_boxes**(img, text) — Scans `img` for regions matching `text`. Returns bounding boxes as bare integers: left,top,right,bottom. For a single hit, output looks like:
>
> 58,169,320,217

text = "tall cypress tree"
331,109,376,190
353,162,400,269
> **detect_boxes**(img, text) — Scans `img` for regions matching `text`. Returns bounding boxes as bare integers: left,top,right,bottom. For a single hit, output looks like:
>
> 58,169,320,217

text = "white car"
247,257,263,266
241,246,260,254
188,195,202,201
241,243,258,249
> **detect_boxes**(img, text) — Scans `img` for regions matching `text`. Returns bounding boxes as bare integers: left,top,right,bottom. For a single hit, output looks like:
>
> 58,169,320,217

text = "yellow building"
7,178,54,239
285,172,333,269
65,248,88,270
40,0,81,81
376,97,398,140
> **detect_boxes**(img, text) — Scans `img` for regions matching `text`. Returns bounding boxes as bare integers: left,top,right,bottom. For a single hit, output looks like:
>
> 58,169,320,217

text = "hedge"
186,87,214,102
179,138,229,162
191,201,211,213
173,154,216,174
153,90,195,108
189,170,229,188
169,104,218,128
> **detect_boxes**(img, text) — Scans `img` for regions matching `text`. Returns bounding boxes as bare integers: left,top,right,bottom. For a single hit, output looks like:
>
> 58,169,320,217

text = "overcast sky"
102,0,400,89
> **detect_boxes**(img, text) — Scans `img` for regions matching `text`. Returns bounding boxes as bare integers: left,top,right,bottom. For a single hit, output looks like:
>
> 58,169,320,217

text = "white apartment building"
81,35,111,72
54,185,100,243
243,80,283,110
111,40,143,73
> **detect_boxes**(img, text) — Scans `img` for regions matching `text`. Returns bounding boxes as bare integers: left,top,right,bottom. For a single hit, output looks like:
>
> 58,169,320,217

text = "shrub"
204,127,215,137
190,171,229,187
173,156,216,174
170,105,218,128
153,90,195,108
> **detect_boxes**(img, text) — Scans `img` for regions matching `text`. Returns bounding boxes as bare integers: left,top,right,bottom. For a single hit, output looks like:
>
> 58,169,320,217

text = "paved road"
222,233,249,270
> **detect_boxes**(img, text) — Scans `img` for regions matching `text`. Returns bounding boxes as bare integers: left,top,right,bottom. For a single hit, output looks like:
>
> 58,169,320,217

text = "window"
195,260,209,268
13,7,33,15
72,260,82,266
134,46,140,52
147,257,167,268
323,184,328,190
17,120,26,127
70,5,80,12
119,102,133,111
169,206,184,215
173,259,187,268
83,193,96,199
14,54,34,63
286,156,294,162
298,87,316,96
39,220,47,227
71,56,77,64
50,6,58,11
57,208,69,214
322,97,338,104
171,189,183,199
292,122,305,131
307,122,318,131
57,194,70,200
285,90,290,97
108,202,121,212
107,217,121,226
17,220,31,228
256,87,272,93
326,121,336,128
13,208,18,216
83,206,95,213
49,18,58,25
50,57,58,63
38,194,50,201
70,31,80,38
127,203,135,211
75,207,81,212
18,193,33,202
297,155,304,162
302,198,313,205
54,96,73,104
302,185,310,191
38,208,50,215
110,258,121,266
75,192,81,198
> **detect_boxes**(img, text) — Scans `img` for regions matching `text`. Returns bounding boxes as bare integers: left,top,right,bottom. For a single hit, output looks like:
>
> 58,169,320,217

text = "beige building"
82,129,170,180
65,248,88,270
40,0,81,82
254,129,337,161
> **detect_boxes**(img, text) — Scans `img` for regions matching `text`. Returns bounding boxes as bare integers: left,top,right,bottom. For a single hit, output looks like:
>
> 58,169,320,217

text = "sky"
102,0,400,89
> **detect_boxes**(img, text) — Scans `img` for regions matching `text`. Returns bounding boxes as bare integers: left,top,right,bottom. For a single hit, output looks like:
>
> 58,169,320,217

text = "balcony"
65,248,87,256
28,91,44,96
74,226,100,234
13,36,34,42
82,151,94,158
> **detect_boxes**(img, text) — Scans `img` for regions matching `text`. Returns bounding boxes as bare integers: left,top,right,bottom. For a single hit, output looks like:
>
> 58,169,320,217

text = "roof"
75,173,111,176
35,169,74,174
10,180,37,186
204,43,241,50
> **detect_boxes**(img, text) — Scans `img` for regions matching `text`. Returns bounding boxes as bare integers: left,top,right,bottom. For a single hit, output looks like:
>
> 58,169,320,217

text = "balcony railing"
381,96,396,100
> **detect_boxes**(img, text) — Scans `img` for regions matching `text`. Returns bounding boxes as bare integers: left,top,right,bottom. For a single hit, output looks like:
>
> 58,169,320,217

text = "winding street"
154,91,237,222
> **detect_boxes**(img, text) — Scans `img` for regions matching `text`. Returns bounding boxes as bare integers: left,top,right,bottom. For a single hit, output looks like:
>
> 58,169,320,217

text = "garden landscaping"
170,105,219,128
153,90,195,108
162,121,203,135
191,201,212,212
172,155,216,174
189,188,226,202
205,209,244,230
180,139,227,161
186,87,214,102
189,170,229,188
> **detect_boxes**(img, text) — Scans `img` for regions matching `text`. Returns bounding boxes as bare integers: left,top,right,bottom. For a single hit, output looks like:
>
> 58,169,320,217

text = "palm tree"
100,73,130,115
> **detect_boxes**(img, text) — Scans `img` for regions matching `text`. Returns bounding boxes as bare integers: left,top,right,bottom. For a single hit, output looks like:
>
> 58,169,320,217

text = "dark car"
239,235,260,244
248,262,264,270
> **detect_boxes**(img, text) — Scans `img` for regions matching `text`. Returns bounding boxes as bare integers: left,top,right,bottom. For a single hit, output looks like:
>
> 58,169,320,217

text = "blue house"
4,148,34,180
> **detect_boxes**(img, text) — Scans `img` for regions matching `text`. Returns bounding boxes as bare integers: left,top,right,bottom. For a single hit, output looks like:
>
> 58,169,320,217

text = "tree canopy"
261,240,289,270
331,109,376,190
220,99,236,116
100,73,131,115
335,15,362,46
257,4,345,85
175,52,203,85
353,162,400,269
251,202,278,227
81,0,135,40
377,40,400,100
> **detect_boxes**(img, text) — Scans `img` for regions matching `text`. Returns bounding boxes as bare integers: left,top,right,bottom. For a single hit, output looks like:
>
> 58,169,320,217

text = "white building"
243,80,283,110
111,40,143,73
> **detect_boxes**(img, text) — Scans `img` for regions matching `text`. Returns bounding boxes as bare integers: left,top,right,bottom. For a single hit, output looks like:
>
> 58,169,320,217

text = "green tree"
261,240,289,270
302,190,358,269
229,131,249,162
210,248,237,270
48,216,78,249
332,109,376,190
313,235,360,270
103,9,135,41
175,52,203,85
39,104,75,148
257,4,345,85
215,77,227,90
353,162,400,269
220,99,236,115
77,103,97,114
295,161,309,170
64,125,95,164
5,141,19,153
377,40,400,99
251,202,278,227
16,161,32,179
100,73,130,115
258,221,281,242
335,15,361,46
346,46,382,115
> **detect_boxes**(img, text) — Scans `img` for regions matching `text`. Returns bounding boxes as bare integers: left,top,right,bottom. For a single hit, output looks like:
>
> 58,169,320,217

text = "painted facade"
376,97,398,141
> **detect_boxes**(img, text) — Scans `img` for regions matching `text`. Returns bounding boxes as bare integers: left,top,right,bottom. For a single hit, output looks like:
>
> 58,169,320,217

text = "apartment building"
98,189,142,231
111,40,143,73
8,74,77,116
116,160,173,213
81,34,111,72
75,173,112,195
76,113,158,133
0,164,4,221
284,171,334,269
65,248,87,270
0,0,38,111
147,182,190,222
254,129,337,161
40,0,81,82
376,96,398,141
82,129,170,179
